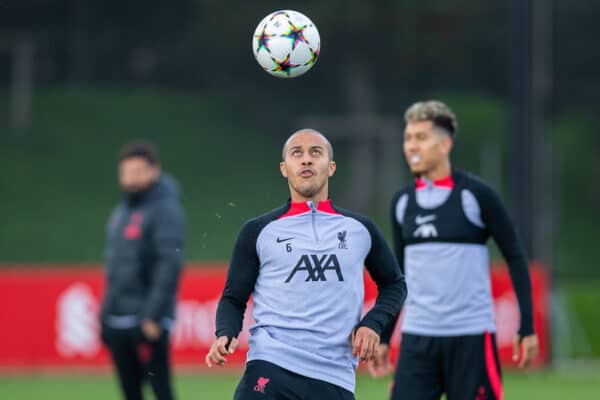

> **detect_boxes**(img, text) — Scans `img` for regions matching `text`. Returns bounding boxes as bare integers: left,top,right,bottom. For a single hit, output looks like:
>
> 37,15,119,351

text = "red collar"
416,175,455,190
279,199,339,218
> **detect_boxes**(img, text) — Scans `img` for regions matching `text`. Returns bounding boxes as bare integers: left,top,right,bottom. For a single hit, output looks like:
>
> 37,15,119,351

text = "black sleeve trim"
470,175,535,335
390,190,407,274
215,204,288,339
379,190,408,343
334,208,407,341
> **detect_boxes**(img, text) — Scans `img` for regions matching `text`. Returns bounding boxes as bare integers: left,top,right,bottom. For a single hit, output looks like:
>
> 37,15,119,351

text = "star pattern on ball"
255,25,272,53
271,55,300,76
270,10,290,20
304,46,320,66
284,22,309,50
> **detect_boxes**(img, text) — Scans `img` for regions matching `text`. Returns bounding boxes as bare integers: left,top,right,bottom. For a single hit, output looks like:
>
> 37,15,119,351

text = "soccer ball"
252,10,320,78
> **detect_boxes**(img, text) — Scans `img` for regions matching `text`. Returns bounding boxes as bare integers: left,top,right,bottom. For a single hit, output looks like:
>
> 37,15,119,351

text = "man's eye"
312,149,321,155
292,150,301,156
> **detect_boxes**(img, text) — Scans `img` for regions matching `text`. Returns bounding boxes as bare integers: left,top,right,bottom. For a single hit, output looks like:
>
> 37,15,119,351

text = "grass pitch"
1,368,599,399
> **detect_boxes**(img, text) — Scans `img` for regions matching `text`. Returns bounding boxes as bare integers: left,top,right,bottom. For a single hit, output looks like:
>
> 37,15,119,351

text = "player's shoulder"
152,196,184,217
455,170,497,194
331,204,379,235
391,182,415,205
240,202,291,235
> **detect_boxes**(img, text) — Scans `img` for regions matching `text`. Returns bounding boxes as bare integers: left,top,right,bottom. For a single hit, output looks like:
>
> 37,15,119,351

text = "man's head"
280,129,336,202
403,100,457,177
118,140,161,194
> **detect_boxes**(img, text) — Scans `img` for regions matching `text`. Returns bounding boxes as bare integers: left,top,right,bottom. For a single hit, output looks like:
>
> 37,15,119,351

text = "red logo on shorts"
253,377,270,393
476,386,488,400
137,343,152,363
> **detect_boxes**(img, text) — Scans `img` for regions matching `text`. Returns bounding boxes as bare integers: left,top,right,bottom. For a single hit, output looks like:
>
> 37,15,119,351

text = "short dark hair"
404,100,458,137
119,140,160,165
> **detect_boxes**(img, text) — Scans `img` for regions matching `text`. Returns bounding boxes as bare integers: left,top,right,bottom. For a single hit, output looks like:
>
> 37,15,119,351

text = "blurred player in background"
205,129,407,400
100,141,185,400
369,101,539,400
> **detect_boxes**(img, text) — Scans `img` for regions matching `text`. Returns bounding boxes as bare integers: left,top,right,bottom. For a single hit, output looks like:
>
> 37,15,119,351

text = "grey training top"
216,199,406,393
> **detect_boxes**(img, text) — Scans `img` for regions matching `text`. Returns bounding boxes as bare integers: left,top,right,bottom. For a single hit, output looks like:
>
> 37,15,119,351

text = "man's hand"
205,336,239,368
141,319,161,341
367,344,393,377
351,326,380,362
512,333,539,368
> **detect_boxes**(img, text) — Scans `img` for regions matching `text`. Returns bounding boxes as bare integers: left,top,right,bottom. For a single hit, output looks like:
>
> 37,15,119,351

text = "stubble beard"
291,179,325,199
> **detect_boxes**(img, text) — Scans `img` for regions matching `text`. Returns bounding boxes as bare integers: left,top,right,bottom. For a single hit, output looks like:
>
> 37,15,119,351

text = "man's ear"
328,161,336,177
280,162,288,178
441,135,453,156
152,165,161,179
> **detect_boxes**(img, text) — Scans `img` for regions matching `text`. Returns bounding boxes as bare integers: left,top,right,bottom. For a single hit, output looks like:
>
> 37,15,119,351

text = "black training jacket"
101,174,185,325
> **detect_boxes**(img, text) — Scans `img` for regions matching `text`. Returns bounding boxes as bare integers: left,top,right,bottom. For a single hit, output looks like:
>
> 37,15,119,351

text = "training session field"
2,368,600,400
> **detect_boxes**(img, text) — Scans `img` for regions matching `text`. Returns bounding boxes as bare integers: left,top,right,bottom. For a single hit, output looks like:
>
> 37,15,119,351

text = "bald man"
206,130,407,400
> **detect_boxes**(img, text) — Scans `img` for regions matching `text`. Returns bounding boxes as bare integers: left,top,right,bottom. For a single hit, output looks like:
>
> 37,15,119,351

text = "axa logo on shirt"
413,214,438,238
285,254,344,282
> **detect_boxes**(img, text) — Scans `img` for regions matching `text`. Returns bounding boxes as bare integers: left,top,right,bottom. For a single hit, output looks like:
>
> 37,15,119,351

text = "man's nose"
301,155,313,164
405,140,417,152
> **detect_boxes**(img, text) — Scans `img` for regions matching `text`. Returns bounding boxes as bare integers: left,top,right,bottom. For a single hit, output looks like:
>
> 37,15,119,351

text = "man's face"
280,132,336,200
403,120,452,176
118,157,160,193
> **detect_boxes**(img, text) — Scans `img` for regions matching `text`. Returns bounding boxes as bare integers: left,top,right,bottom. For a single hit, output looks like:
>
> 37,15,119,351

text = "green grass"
0,89,286,262
1,370,599,399
564,281,600,357
2,88,599,281
0,88,357,263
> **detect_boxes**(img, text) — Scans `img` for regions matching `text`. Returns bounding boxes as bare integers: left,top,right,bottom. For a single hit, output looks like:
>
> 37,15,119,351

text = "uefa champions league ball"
252,10,320,78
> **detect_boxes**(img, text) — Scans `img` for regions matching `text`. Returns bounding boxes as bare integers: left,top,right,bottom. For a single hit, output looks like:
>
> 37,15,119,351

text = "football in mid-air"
252,10,320,78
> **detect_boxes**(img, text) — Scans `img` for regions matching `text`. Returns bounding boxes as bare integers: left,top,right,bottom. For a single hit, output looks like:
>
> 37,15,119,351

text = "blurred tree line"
2,1,596,109
0,0,598,279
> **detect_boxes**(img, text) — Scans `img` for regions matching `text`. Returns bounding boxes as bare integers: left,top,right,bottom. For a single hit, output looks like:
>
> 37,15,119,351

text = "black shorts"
391,332,503,400
233,360,354,400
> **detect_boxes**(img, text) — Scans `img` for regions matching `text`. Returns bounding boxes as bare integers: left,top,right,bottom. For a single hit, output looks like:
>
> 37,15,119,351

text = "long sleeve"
390,193,406,275
215,221,261,339
477,183,534,336
379,192,407,344
356,218,407,338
